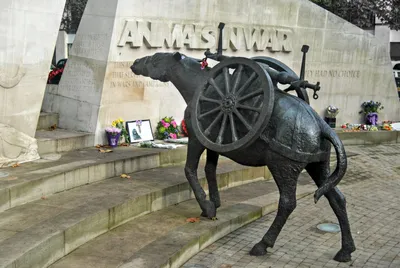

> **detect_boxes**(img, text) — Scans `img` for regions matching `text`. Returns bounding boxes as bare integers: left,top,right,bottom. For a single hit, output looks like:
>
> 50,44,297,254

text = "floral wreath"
156,116,180,139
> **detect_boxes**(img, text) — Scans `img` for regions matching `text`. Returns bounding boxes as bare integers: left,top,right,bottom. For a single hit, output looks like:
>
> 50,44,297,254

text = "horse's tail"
313,122,347,203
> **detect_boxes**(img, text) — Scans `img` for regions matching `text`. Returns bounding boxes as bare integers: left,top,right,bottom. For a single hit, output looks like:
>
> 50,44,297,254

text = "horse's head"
131,52,207,103
131,52,187,82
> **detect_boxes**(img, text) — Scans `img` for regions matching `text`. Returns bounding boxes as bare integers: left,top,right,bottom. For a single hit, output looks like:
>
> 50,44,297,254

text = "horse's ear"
173,52,182,61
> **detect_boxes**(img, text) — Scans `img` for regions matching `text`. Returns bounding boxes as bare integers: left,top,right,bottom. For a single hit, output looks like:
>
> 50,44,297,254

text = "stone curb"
0,147,196,212
336,130,400,145
0,163,272,268
118,186,314,268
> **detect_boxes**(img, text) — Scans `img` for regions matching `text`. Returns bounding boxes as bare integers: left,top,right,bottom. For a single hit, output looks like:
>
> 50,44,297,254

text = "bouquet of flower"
105,127,121,136
326,105,339,118
156,116,180,140
181,119,188,137
111,118,130,143
359,101,384,114
382,123,393,131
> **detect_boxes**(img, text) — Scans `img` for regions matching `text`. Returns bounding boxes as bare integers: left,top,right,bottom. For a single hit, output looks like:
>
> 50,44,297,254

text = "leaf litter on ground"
120,174,131,179
186,217,200,223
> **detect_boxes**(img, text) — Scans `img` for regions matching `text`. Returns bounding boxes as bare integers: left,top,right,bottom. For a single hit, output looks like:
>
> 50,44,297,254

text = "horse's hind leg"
184,138,216,219
250,161,305,256
306,161,356,262
204,150,221,209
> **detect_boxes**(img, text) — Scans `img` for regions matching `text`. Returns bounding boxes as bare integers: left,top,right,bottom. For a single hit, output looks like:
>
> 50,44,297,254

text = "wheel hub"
222,95,236,113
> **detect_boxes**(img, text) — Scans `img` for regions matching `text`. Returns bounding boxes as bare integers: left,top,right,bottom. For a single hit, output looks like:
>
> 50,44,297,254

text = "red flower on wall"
181,119,188,137
47,67,64,84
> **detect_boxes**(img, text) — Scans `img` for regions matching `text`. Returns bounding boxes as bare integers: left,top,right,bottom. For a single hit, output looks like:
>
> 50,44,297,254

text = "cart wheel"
252,56,309,104
191,57,274,153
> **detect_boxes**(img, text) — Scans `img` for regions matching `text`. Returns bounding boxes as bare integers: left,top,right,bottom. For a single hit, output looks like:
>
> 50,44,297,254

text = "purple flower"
105,127,121,134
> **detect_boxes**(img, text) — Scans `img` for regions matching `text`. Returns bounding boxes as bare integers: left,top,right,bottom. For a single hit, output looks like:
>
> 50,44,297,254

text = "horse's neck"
169,66,207,104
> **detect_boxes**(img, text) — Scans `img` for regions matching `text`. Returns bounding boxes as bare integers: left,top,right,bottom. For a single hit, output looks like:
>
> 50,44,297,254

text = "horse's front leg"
184,138,216,219
204,150,221,209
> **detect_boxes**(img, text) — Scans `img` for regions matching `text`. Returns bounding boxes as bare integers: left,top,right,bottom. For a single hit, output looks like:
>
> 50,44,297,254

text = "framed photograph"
126,119,154,143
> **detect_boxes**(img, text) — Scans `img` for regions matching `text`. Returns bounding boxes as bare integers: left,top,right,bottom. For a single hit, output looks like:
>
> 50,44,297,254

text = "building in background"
373,17,400,99
372,17,400,67
52,31,75,66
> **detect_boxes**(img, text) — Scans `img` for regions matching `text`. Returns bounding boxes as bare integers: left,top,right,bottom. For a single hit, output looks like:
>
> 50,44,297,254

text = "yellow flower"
111,122,116,127
118,118,124,123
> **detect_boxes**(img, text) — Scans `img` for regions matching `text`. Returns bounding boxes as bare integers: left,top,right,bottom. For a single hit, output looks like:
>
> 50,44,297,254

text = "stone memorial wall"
53,0,399,145
0,0,67,166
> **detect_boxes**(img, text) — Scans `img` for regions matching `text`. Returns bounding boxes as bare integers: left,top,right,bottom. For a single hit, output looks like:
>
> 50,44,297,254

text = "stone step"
37,112,59,130
35,129,95,155
0,146,194,212
0,159,273,268
50,177,314,268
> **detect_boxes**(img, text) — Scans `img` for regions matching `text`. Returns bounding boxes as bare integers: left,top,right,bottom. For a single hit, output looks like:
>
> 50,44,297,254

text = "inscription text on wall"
118,20,293,53
305,69,361,79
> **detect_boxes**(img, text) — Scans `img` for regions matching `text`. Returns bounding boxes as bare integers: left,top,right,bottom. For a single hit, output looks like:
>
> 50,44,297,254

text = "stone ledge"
0,161,273,268
0,146,195,212
335,130,400,145
35,129,95,155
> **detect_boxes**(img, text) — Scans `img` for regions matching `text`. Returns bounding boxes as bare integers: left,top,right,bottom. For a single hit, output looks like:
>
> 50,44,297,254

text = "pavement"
183,144,400,268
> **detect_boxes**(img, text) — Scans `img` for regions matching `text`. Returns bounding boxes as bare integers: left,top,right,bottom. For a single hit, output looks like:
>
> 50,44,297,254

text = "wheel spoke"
235,72,257,97
233,108,252,131
238,88,263,102
204,112,224,136
208,78,225,98
223,67,231,94
216,114,228,144
198,106,222,119
200,95,221,104
231,65,243,94
237,104,262,113
229,113,238,142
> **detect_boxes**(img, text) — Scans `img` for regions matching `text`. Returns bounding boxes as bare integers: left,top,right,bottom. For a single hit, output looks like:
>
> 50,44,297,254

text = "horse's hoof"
333,249,352,262
250,242,267,256
201,200,216,219
200,212,217,220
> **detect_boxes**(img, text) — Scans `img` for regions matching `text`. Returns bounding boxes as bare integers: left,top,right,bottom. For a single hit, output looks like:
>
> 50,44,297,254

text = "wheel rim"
192,57,274,153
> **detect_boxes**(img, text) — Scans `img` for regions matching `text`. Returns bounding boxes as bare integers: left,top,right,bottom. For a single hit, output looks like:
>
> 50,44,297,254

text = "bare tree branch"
60,0,88,33
311,0,400,31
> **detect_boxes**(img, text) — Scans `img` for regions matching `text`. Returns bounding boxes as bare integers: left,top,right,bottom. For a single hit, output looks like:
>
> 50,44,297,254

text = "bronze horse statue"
130,52,355,262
